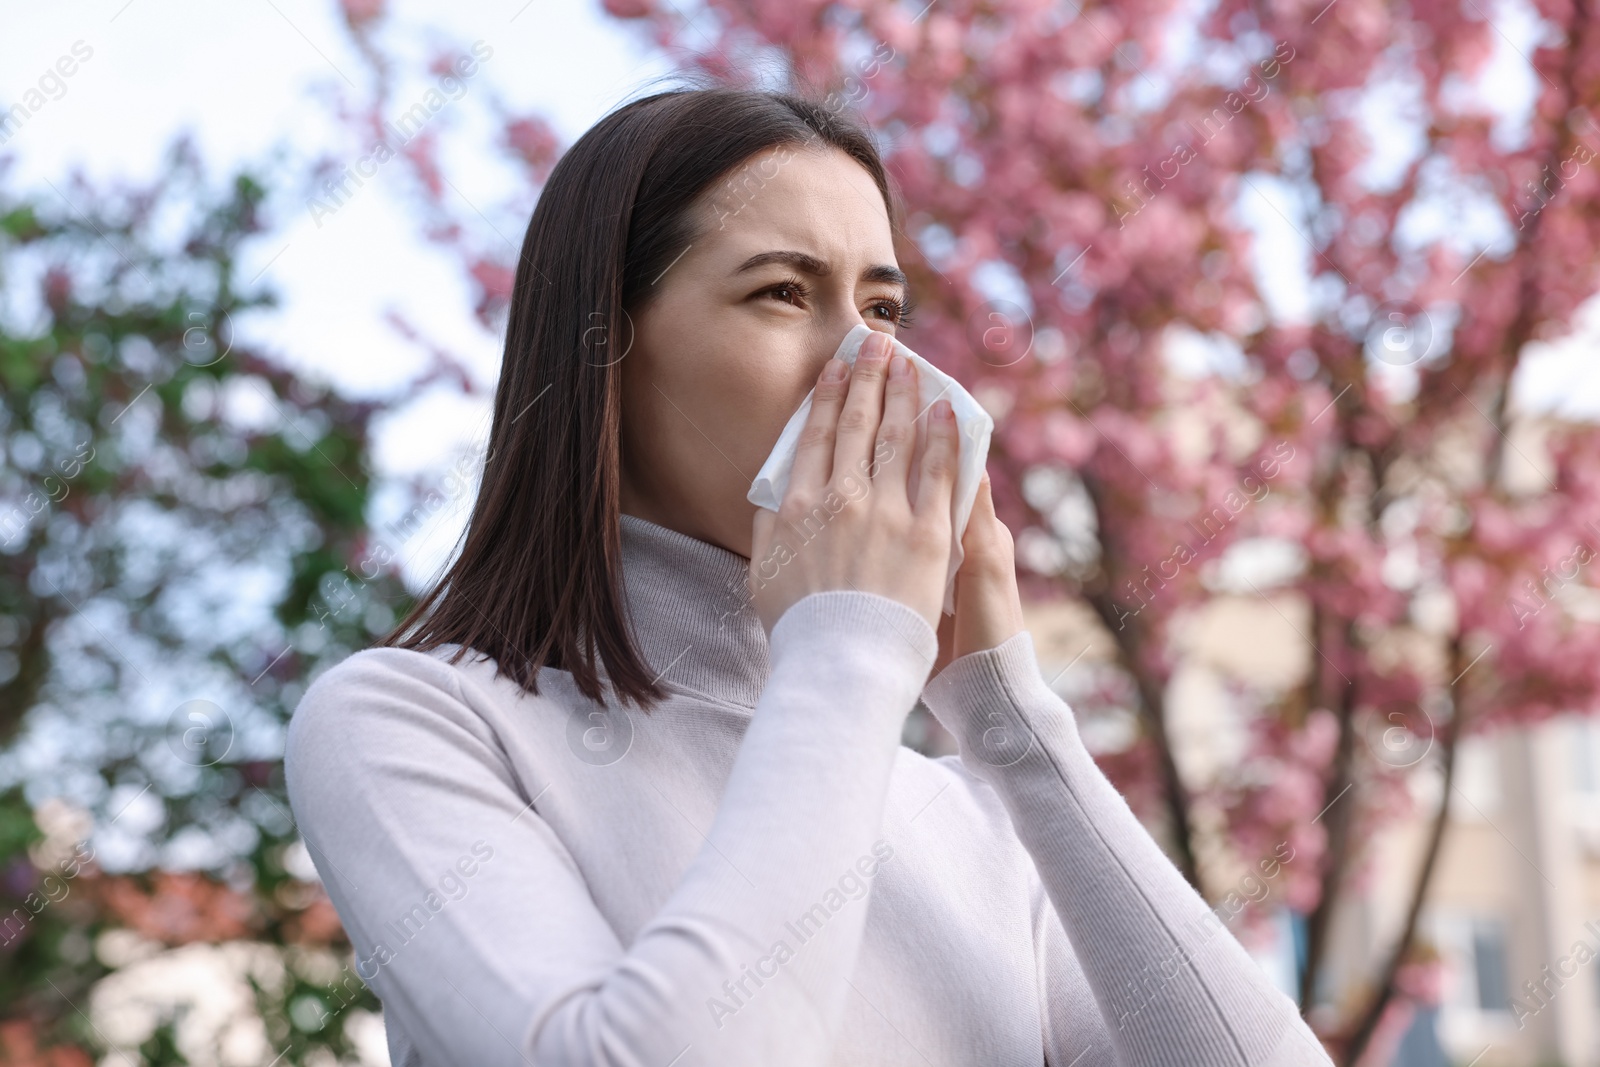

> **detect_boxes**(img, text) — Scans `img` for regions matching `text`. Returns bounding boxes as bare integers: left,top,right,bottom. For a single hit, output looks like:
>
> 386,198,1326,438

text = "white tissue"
747,323,994,616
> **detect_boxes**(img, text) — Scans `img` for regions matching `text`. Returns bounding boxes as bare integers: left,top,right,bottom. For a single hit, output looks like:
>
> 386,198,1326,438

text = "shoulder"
328,642,494,691
290,644,463,730
284,644,501,779
284,643,554,829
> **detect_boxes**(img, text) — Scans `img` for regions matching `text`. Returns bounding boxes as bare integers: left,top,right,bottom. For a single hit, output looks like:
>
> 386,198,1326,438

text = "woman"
285,86,1333,1067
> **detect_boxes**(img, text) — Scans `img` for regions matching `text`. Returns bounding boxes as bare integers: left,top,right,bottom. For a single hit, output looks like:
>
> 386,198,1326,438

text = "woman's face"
618,144,910,559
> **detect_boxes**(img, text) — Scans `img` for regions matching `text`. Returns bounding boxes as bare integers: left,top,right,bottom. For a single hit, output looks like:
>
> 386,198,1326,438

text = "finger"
868,351,918,496
960,472,1017,576
751,503,775,547
961,473,998,553
970,470,995,519
748,505,775,596
912,397,959,524
832,331,893,488
788,356,850,496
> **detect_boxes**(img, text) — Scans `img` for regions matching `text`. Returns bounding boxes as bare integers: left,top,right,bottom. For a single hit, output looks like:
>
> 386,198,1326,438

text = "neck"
615,512,768,708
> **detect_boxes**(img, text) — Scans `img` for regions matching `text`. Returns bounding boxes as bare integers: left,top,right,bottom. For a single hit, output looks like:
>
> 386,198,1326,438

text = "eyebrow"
734,249,908,291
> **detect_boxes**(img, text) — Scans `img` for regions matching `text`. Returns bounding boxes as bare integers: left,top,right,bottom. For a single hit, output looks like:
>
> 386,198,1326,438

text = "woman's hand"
750,331,959,636
932,471,1026,675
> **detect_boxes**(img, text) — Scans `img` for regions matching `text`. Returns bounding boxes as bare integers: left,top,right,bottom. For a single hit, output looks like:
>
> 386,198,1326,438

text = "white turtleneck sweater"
284,513,1333,1067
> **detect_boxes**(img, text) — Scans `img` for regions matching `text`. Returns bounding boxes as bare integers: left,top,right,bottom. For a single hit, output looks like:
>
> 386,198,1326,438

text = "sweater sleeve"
919,630,1334,1067
285,589,938,1067
1027,869,1120,1067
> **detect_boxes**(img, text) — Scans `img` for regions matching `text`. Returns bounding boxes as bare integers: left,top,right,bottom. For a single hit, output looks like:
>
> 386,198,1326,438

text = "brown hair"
376,84,901,711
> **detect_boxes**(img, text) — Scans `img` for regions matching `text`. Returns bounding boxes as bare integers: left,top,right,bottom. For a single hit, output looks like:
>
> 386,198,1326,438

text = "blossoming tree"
326,0,1600,1061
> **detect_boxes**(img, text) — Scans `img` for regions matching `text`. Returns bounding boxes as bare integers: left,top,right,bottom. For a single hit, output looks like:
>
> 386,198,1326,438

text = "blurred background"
2,0,1598,1064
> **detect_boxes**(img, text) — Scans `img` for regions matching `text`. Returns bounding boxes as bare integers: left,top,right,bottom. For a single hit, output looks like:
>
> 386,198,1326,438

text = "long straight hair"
376,85,902,710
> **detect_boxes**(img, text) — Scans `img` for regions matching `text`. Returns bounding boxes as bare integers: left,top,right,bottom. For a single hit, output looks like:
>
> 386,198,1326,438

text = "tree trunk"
1085,587,1204,894
1338,637,1466,1066
998,449,1206,896
1298,636,1358,1011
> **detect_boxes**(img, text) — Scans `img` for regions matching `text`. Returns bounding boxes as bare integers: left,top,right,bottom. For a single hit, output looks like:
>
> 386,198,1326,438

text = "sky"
3,0,1598,592
0,0,685,586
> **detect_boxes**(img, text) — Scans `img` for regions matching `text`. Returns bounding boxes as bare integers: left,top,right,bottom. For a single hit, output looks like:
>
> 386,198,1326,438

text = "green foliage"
0,137,419,1063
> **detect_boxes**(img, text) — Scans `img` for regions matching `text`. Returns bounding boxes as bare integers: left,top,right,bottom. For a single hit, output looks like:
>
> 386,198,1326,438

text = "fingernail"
822,358,847,382
935,398,953,420
890,353,910,379
865,332,890,359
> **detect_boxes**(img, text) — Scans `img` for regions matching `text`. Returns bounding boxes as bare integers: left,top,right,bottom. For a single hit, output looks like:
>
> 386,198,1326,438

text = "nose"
817,317,892,374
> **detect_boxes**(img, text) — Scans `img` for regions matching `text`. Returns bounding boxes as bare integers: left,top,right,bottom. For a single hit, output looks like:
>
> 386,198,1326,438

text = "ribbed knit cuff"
920,629,1076,768
768,589,940,685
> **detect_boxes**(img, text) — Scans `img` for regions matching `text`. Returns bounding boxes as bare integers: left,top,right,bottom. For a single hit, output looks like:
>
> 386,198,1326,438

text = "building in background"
985,589,1600,1067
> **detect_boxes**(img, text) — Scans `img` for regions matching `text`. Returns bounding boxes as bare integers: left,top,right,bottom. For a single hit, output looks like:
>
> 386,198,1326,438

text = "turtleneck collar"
614,513,770,709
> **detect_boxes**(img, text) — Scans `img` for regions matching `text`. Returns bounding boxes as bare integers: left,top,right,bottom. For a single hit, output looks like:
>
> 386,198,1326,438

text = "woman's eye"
871,300,911,325
762,283,804,306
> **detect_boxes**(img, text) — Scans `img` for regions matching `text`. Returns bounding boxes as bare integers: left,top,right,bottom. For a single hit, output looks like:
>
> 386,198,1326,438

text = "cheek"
619,337,778,478
625,303,820,491
725,353,820,465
